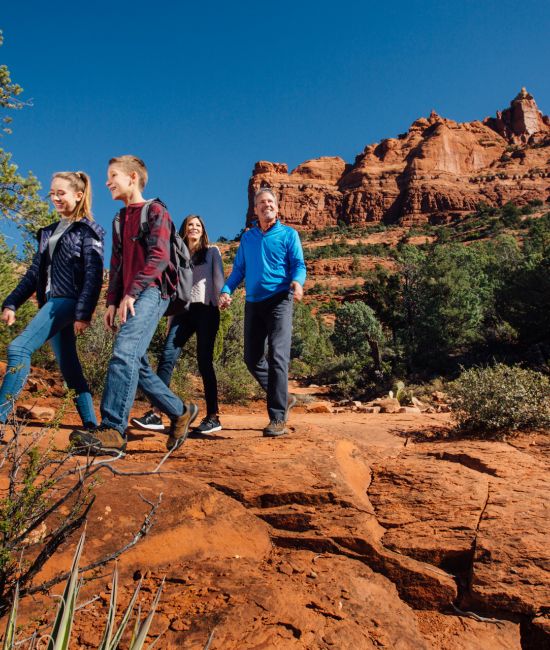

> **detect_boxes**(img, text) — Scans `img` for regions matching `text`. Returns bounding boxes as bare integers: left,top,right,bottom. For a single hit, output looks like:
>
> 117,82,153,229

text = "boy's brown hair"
108,155,148,190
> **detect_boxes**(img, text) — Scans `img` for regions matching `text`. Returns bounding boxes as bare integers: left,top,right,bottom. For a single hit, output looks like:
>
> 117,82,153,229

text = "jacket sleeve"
211,246,225,298
75,230,105,321
106,220,123,307
1,249,41,312
127,202,171,298
220,241,245,295
288,229,307,286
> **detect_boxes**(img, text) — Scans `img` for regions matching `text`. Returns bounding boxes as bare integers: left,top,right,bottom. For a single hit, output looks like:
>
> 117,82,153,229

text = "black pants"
157,303,220,415
244,290,294,421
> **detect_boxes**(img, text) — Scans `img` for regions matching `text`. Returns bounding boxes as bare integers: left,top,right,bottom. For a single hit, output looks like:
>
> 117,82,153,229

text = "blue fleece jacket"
221,220,306,302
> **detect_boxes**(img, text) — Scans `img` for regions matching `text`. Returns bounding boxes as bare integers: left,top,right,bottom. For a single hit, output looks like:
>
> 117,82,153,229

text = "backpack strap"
139,199,158,238
113,208,124,253
113,198,164,250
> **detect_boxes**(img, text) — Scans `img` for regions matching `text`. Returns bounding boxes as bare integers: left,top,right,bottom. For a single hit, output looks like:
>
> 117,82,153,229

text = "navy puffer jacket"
2,218,105,322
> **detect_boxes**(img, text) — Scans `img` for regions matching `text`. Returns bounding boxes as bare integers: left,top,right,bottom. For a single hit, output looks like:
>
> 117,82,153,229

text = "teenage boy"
218,188,306,437
70,155,198,455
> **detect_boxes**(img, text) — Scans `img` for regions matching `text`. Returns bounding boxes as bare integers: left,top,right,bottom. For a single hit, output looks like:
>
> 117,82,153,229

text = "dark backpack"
114,199,193,315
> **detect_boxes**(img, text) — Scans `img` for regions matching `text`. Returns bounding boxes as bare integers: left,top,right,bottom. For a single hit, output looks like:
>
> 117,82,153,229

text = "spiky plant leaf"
47,531,85,650
97,563,119,650
2,583,19,650
128,579,164,649
107,575,143,650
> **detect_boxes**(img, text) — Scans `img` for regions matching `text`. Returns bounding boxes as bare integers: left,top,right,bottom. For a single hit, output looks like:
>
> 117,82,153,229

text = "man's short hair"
254,187,278,205
108,155,148,190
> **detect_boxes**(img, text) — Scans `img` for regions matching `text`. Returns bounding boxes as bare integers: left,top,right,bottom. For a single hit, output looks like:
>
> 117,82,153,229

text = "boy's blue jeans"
100,287,184,434
0,297,96,425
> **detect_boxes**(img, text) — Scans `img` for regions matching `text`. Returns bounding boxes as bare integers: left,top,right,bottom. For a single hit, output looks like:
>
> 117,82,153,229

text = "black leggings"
156,303,220,415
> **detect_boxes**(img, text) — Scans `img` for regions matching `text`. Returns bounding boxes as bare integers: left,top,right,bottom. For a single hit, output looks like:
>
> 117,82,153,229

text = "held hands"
1,308,16,326
218,293,232,310
290,281,303,302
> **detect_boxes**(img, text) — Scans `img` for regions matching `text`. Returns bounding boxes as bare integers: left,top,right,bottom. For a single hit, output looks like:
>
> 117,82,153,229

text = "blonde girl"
0,172,105,428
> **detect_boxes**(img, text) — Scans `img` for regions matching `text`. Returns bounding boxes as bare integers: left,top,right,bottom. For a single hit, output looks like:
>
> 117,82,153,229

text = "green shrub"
290,302,333,377
448,363,550,438
0,236,38,359
77,305,115,394
214,292,262,404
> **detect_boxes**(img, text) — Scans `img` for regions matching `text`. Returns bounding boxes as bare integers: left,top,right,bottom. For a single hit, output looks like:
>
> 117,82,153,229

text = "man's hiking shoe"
263,419,289,437
192,415,222,434
131,410,165,431
286,393,297,420
166,403,199,451
70,425,127,457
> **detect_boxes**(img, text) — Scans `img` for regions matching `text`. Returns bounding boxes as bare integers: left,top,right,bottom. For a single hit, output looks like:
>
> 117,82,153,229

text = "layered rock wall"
247,89,550,228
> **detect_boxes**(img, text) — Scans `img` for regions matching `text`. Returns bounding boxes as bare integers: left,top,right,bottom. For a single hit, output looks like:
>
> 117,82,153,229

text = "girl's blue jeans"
0,297,96,426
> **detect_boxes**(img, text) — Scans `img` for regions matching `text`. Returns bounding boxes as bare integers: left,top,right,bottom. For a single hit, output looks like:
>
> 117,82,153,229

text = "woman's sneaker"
192,416,222,434
131,410,165,431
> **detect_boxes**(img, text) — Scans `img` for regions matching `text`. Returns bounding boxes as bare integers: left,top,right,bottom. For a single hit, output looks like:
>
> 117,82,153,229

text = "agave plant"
2,532,164,650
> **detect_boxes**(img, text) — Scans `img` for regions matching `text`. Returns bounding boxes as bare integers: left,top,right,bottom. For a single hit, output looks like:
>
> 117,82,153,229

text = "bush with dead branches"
0,411,171,618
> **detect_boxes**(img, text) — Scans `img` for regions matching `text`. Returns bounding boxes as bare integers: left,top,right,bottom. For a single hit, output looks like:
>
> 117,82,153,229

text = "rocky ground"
1,381,548,649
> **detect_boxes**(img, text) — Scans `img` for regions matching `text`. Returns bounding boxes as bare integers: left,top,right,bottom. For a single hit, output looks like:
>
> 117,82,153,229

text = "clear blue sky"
2,0,549,259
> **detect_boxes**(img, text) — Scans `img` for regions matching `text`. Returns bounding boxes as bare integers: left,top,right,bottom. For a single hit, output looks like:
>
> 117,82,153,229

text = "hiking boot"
166,403,199,451
131,410,165,431
263,419,289,437
192,415,222,434
70,425,127,457
286,393,298,420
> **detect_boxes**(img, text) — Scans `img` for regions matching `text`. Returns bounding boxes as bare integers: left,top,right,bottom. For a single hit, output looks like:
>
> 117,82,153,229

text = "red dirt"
2,378,547,649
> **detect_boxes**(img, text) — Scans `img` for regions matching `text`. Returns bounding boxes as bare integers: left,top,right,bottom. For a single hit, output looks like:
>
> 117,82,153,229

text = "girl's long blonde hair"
52,171,93,221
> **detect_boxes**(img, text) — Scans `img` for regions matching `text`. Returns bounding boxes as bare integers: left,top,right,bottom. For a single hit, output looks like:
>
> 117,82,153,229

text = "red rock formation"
484,87,550,143
247,90,550,228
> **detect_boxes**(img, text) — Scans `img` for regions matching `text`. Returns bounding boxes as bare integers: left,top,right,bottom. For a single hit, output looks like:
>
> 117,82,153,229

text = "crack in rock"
426,451,500,476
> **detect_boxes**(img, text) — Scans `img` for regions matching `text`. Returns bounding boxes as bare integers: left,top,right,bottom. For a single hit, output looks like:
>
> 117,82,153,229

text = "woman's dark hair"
179,214,210,265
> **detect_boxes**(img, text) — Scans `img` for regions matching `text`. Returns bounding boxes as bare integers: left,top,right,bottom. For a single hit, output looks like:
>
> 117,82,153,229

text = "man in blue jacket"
219,188,306,437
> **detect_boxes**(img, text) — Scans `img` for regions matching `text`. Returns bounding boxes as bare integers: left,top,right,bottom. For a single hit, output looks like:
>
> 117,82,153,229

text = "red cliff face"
247,90,550,228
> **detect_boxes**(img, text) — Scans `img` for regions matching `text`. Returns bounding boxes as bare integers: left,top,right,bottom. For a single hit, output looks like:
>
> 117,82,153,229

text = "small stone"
399,406,421,414
30,406,56,421
359,406,380,413
15,404,33,418
306,401,333,413
375,398,401,414
170,618,187,632
411,396,429,411
278,562,294,576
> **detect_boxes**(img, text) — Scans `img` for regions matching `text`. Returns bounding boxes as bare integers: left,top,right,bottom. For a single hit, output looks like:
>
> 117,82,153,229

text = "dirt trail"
2,397,547,649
